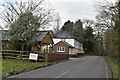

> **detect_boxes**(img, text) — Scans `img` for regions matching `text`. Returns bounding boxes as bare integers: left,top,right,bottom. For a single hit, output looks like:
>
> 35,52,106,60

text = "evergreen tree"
83,27,95,53
61,20,73,32
73,19,83,42
9,12,40,50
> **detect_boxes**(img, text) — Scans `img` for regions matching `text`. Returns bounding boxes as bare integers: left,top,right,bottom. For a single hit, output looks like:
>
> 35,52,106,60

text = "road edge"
104,57,113,79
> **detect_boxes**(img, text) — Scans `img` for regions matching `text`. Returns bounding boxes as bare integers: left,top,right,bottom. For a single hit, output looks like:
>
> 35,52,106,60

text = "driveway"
8,56,112,78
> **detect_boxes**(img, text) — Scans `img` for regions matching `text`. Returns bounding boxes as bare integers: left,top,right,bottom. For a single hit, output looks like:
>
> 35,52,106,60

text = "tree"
94,33,105,56
73,19,83,42
0,0,54,50
53,13,62,34
94,0,115,28
94,0,120,58
93,22,107,56
83,19,95,29
0,0,53,29
118,0,120,60
94,0,119,32
61,20,73,33
83,26,95,53
104,29,118,58
82,19,95,53
9,12,40,50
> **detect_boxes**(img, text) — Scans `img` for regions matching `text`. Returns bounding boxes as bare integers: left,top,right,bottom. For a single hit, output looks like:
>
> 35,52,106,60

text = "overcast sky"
48,0,96,25
0,0,115,29
46,0,115,25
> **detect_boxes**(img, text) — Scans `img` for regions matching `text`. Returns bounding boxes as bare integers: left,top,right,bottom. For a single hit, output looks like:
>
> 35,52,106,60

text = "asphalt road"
8,56,111,78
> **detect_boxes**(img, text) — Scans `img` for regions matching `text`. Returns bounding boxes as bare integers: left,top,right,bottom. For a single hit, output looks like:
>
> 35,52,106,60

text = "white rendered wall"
53,38,74,46
74,39,83,49
53,38,83,49
65,39,74,47
53,38,62,44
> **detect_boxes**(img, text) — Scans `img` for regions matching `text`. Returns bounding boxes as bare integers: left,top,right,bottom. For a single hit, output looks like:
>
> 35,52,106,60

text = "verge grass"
2,59,52,78
105,56,119,79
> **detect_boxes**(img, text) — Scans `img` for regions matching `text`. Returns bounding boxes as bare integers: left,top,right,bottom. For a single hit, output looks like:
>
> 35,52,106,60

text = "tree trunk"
20,44,24,60
21,44,24,51
118,1,120,61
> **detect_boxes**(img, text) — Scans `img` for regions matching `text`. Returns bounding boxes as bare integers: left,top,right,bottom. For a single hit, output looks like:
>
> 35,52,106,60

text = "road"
8,56,111,78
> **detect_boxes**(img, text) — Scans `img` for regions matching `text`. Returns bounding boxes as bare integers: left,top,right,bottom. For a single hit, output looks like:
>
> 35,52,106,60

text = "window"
57,46,65,52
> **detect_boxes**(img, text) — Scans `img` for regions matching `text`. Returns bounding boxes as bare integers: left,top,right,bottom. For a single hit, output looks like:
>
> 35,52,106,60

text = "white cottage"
53,31,84,55
53,38,84,54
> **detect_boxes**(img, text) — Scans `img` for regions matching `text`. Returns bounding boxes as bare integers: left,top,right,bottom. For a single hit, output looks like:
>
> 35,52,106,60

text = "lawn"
105,56,119,79
2,59,53,78
0,59,2,79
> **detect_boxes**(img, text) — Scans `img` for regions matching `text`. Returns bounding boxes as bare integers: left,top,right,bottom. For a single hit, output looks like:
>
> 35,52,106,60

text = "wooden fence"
2,50,43,61
2,50,69,62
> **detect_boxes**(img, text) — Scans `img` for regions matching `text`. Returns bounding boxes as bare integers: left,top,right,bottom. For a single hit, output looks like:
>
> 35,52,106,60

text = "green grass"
0,59,2,78
105,56,119,79
2,59,53,78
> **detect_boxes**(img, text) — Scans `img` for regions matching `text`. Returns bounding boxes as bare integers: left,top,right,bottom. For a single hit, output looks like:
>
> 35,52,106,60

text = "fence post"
20,50,22,60
2,49,4,59
43,53,45,62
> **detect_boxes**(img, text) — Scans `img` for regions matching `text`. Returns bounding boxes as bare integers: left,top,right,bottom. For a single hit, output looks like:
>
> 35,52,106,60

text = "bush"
38,52,49,59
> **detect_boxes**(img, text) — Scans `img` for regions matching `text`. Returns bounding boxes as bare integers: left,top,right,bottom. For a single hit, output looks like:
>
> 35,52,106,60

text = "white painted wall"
53,38,62,44
69,48,76,54
53,38,74,46
74,39,83,49
65,39,74,47
53,38,83,49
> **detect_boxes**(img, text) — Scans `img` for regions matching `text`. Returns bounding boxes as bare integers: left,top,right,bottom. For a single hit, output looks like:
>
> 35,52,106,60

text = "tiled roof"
37,32,48,41
54,30,74,38
0,30,50,41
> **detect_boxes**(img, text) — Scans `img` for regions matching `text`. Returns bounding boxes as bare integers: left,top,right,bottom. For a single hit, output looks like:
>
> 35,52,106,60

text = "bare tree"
82,19,95,29
0,0,54,29
94,0,119,58
53,13,62,33
94,0,118,29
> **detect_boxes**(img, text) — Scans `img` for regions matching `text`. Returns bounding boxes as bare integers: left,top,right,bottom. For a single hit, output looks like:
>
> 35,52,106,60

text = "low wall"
44,53,69,62
69,54,78,58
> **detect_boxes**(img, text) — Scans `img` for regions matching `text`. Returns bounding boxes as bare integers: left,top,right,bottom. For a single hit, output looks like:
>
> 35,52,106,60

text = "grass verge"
2,59,53,78
0,59,2,79
105,56,119,79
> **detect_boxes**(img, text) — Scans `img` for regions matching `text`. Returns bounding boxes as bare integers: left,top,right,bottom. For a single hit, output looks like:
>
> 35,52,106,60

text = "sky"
47,0,97,25
0,0,115,30
46,0,115,25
